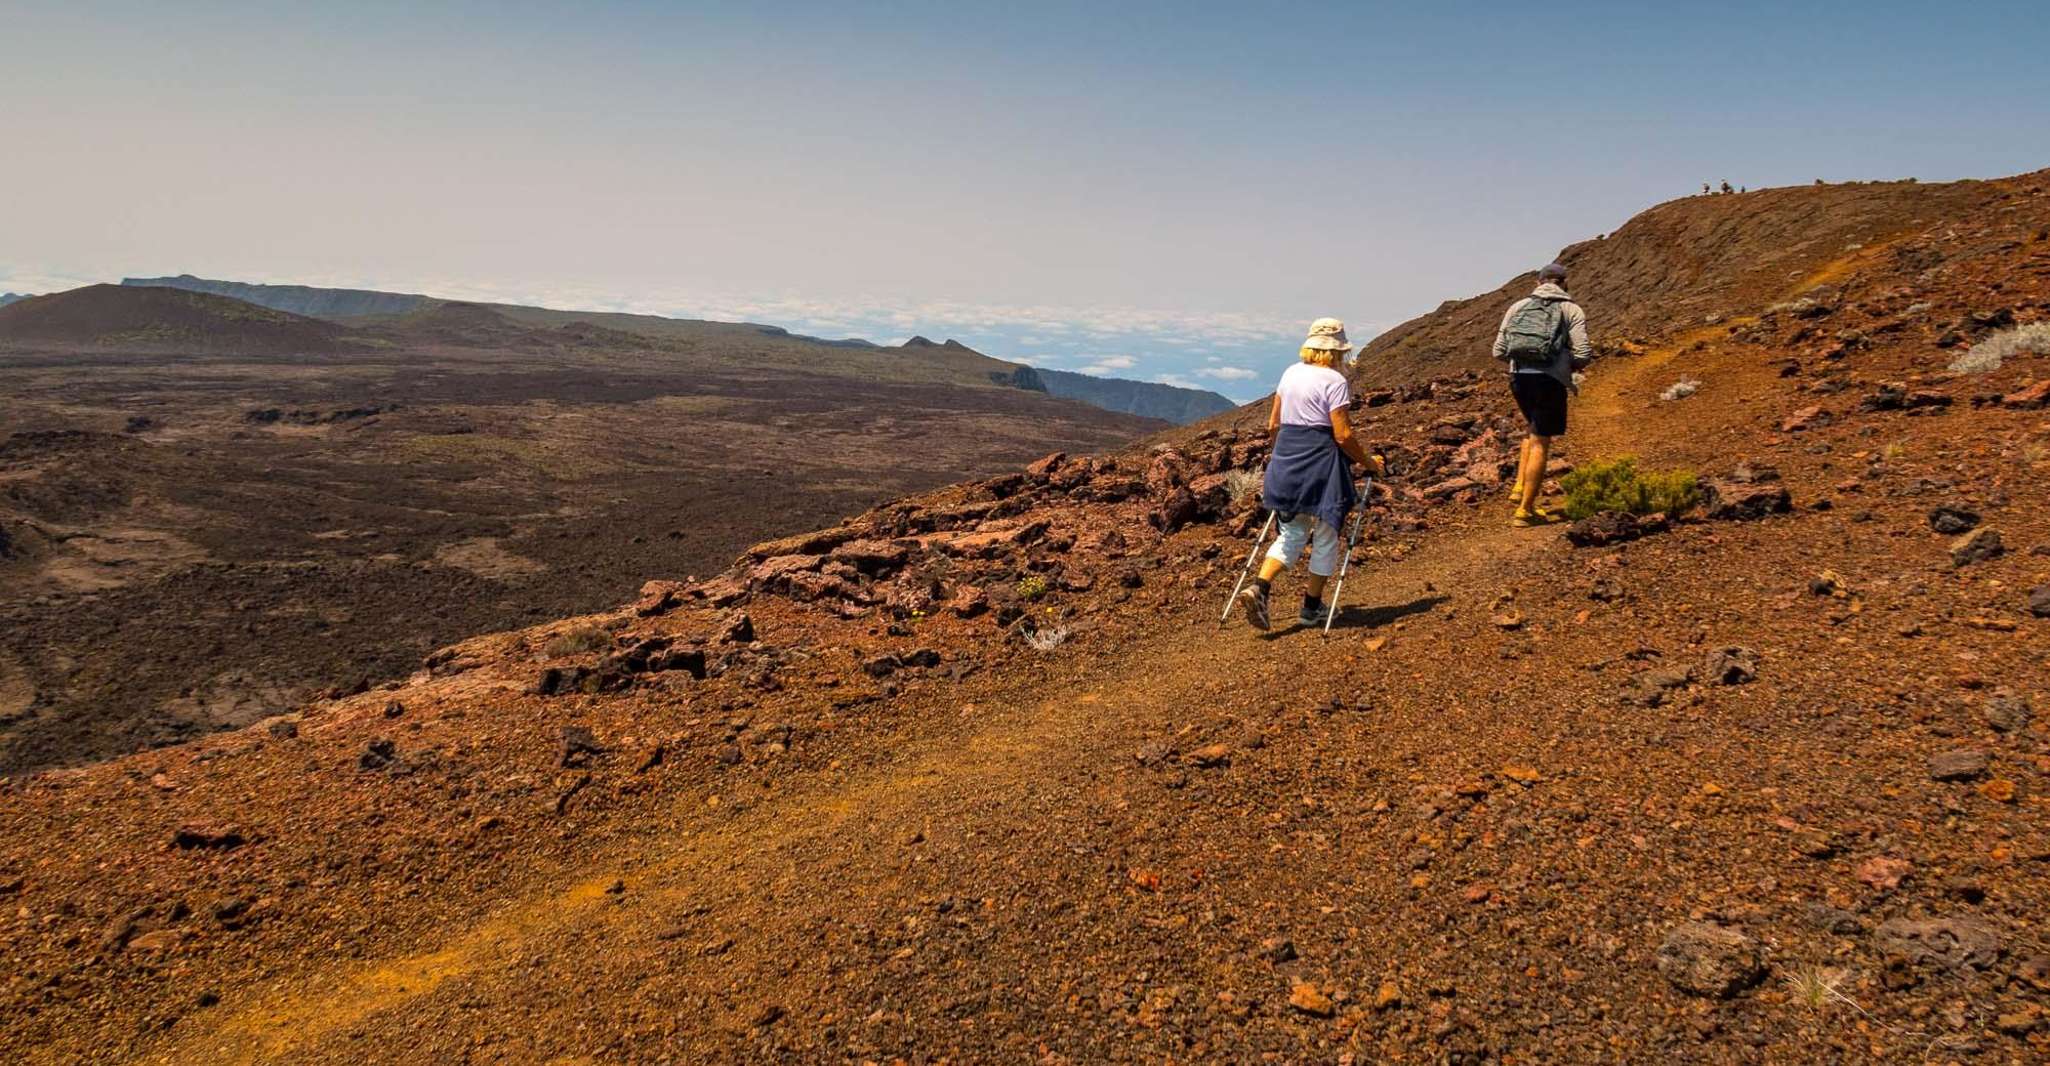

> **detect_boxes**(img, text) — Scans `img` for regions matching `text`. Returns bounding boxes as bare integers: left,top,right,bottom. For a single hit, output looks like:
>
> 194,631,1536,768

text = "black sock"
1251,577,1271,593
1304,593,1322,614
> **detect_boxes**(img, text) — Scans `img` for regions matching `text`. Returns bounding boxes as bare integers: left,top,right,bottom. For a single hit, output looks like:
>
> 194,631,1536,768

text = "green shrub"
1560,456,1702,520
1015,574,1049,601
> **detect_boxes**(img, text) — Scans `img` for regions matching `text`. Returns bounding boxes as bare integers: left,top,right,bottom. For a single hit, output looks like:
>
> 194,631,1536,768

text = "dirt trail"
146,346,1649,1065
14,171,2050,1064
144,499,1545,1064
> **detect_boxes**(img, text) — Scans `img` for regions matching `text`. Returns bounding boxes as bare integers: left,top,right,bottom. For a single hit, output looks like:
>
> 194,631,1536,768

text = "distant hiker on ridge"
1492,262,1591,527
1235,318,1383,630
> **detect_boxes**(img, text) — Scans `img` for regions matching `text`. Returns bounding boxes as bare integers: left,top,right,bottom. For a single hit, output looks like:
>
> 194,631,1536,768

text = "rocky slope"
1350,176,2002,389
2,170,2048,1063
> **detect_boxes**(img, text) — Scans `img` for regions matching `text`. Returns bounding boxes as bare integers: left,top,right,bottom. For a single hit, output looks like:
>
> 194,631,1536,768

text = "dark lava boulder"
1928,504,1980,535
1655,922,1766,997
1701,479,1792,520
1566,511,1669,547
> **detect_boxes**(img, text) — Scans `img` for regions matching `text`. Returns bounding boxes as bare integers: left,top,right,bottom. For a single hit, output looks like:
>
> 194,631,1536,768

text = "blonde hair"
1299,346,1342,368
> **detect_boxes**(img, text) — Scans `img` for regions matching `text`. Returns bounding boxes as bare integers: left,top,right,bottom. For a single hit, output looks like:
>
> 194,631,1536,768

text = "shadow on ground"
1254,593,1450,640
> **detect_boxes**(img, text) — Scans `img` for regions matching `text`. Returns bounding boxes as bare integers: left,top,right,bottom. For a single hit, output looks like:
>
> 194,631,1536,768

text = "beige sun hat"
1302,317,1352,352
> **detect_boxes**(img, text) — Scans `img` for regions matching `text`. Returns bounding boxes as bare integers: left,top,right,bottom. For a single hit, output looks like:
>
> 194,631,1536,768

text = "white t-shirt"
1274,363,1352,427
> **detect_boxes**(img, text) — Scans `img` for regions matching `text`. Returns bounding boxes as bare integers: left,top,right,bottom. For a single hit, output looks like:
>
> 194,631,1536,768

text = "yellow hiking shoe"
1511,507,1557,528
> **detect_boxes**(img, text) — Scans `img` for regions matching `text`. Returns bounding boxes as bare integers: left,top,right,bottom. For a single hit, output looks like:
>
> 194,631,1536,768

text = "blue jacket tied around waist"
1261,424,1358,532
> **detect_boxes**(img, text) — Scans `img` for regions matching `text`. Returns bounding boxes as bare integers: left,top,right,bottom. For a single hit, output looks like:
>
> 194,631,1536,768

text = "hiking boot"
1509,481,1525,499
1237,584,1271,630
1297,600,1331,628
1511,507,1557,528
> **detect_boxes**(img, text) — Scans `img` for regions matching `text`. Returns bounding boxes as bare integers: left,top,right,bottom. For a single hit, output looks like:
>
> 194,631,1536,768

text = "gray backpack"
1500,297,1567,368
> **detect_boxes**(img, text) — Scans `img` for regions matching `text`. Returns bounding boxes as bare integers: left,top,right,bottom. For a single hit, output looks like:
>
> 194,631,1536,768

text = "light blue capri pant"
1264,513,1341,577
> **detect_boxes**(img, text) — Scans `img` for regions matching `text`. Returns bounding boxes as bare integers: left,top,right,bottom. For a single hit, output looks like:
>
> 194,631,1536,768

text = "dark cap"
1538,262,1569,281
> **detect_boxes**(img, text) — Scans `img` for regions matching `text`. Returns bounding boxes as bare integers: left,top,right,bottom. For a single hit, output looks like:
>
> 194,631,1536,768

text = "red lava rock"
827,539,912,576
1287,980,1335,1017
2001,379,2050,409
716,611,755,644
1927,750,1990,781
1701,646,1759,685
634,580,686,617
1856,856,1913,891
687,574,750,608
1779,405,1830,432
749,554,824,586
1025,452,1067,480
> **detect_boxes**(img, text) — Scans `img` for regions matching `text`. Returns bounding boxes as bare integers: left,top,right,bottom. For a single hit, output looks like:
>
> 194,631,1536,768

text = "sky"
3,1,2046,401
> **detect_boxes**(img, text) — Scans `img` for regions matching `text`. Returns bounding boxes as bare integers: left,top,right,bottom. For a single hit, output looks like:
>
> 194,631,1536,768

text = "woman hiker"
1236,318,1383,630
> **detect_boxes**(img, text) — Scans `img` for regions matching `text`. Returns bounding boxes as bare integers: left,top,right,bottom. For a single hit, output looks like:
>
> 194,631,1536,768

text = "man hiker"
1492,261,1591,527
1236,318,1384,630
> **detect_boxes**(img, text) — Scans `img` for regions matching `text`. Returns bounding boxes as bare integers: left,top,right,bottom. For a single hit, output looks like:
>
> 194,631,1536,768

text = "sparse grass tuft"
544,625,612,658
1560,456,1702,521
1951,321,2050,374
1783,966,1851,1012
1224,469,1263,504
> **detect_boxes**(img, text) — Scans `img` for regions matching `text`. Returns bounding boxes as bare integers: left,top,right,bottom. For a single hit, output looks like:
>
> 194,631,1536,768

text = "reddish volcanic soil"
2,171,2048,1063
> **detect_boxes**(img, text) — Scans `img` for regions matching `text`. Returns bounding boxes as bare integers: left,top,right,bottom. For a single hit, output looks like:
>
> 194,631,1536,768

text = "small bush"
544,625,612,657
1015,574,1049,601
1561,456,1702,521
1951,322,2050,374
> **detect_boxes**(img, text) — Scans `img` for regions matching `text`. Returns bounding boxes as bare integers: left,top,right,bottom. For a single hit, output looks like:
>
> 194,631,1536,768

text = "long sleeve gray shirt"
1491,282,1591,389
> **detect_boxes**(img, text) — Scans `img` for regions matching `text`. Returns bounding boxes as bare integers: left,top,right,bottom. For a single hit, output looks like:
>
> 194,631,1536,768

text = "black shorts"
1510,373,1568,438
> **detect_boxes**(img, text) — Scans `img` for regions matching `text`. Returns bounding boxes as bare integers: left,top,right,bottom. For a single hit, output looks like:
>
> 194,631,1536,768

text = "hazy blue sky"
4,1,2046,399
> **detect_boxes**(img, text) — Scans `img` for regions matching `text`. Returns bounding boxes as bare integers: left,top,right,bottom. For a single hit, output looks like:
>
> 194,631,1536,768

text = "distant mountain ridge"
0,293,30,308
1036,368,1237,423
0,284,349,353
120,274,1236,424
122,275,434,318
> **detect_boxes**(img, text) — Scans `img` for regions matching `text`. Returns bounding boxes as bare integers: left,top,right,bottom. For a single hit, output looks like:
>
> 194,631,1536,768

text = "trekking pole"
1220,511,1277,627
1321,479,1371,639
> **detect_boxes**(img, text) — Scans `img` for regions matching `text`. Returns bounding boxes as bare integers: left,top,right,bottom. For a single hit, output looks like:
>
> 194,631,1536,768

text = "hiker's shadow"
1331,593,1449,631
1259,594,1449,640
